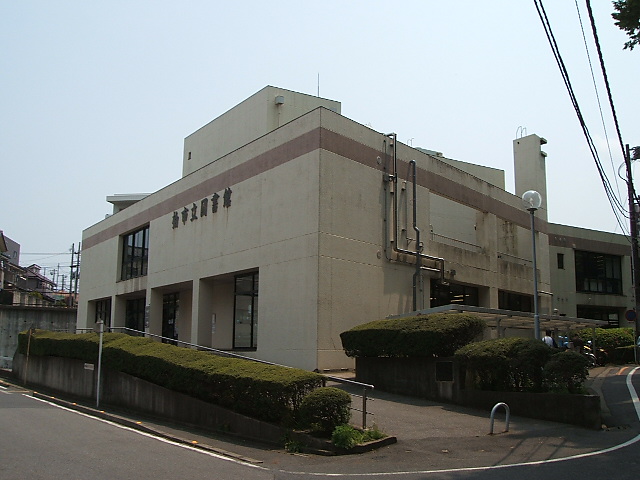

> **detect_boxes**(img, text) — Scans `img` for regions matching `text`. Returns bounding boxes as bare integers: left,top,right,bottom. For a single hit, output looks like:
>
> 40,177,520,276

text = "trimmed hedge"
455,337,589,393
298,387,351,433
575,327,635,364
543,350,589,394
340,313,486,358
17,330,322,424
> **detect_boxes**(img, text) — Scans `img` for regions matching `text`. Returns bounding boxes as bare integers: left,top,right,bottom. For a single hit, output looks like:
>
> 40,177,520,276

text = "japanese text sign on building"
171,187,232,229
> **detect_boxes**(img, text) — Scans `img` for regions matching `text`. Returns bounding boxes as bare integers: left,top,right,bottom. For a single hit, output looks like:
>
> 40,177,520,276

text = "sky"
1,1,639,287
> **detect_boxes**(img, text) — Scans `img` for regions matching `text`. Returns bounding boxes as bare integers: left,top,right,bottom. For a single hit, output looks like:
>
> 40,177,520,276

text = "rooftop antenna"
516,126,527,138
317,73,320,97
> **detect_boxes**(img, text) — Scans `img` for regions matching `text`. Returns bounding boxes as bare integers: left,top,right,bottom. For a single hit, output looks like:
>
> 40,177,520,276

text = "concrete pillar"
112,296,127,331
192,279,214,348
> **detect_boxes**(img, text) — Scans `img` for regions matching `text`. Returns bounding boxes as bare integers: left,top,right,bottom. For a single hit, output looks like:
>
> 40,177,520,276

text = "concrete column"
192,279,214,348
112,296,127,331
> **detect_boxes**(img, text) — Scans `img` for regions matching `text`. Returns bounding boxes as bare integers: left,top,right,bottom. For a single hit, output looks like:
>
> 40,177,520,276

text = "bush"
575,328,635,364
298,387,351,434
455,337,552,392
543,350,590,393
331,424,362,449
17,330,323,424
340,313,485,358
331,424,386,449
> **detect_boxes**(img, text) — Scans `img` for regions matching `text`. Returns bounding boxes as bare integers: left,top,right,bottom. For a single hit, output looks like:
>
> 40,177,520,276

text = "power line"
574,0,621,199
533,0,629,235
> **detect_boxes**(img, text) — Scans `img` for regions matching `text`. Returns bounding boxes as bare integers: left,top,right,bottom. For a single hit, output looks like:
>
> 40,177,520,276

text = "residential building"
76,86,633,371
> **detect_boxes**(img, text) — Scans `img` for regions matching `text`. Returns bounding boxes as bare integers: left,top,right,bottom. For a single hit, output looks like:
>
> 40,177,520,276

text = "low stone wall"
355,356,601,429
12,353,287,445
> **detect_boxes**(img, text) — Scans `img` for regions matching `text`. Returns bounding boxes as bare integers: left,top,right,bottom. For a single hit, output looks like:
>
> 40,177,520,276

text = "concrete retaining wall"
355,356,601,429
0,306,77,369
12,353,288,445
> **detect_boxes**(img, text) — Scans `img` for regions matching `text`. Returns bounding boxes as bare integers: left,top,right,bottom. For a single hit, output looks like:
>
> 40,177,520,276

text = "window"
162,292,179,345
557,253,564,270
577,305,620,328
94,298,112,328
125,298,146,335
498,290,532,313
233,272,258,349
121,226,149,280
574,250,622,294
430,280,479,307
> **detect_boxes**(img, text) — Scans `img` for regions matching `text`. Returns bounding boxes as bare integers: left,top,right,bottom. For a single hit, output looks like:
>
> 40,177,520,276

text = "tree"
612,0,640,50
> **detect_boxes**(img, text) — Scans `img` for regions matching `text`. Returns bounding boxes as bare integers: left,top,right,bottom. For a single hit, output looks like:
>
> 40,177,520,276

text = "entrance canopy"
389,304,608,331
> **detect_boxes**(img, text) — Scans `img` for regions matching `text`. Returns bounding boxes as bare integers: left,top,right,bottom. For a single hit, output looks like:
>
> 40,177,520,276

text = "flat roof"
388,304,608,330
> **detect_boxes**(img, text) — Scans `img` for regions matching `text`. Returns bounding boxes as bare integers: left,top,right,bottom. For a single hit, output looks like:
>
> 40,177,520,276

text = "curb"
27,389,264,464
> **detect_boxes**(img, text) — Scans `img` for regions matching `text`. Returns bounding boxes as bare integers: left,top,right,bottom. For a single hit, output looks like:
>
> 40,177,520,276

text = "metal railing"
92,325,375,428
430,231,482,253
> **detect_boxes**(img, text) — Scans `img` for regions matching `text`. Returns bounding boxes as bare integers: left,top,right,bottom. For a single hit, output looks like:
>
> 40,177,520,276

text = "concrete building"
77,86,632,371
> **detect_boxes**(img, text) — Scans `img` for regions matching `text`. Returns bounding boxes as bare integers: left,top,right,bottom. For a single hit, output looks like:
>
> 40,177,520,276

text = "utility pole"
624,144,640,350
69,243,81,306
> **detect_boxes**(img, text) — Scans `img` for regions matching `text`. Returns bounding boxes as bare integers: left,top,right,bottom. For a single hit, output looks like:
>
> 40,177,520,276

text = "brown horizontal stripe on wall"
84,125,545,250
549,233,630,256
83,128,322,249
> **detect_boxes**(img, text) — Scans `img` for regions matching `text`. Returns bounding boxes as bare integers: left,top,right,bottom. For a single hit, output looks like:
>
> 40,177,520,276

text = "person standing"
542,330,557,348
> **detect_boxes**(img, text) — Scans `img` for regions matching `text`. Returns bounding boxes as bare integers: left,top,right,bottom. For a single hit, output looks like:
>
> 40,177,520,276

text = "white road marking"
21,367,640,478
279,367,640,477
25,394,268,471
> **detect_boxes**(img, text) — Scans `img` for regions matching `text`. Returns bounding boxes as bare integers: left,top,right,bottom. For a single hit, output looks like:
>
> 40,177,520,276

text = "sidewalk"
2,367,638,475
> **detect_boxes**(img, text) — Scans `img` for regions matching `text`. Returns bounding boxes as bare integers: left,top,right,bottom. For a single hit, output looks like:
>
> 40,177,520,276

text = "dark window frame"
125,297,146,335
574,250,622,294
233,272,259,350
121,226,149,281
94,298,112,328
430,280,479,308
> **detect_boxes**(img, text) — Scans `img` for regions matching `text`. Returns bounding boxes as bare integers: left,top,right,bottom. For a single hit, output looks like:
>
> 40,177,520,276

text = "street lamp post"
523,190,542,340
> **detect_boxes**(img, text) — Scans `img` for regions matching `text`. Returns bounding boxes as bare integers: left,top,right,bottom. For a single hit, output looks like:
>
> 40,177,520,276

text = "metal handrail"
96,326,375,428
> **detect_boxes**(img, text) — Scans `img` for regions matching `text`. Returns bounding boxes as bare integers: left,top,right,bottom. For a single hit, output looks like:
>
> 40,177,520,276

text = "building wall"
549,223,632,325
182,86,340,177
80,88,630,371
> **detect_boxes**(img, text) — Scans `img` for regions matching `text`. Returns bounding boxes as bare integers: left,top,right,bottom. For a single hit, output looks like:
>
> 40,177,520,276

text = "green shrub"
543,350,590,393
331,424,363,449
575,328,634,364
17,330,322,424
455,337,552,392
298,387,351,433
340,313,485,358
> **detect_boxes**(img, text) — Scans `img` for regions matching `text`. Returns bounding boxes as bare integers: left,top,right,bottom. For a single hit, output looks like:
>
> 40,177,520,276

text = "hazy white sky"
1,1,639,284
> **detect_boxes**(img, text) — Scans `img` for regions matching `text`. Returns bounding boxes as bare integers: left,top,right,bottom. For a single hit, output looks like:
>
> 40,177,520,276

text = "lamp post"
522,190,542,340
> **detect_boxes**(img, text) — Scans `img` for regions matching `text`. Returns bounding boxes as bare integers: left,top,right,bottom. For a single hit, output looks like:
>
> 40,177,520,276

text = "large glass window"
577,305,620,328
94,298,112,329
430,280,479,307
162,292,179,345
233,272,258,349
121,226,149,280
498,290,533,313
575,250,622,294
125,298,146,335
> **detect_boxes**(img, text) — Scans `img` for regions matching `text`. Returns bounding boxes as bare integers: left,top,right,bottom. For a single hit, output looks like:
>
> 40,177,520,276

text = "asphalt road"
0,385,272,480
1,368,639,479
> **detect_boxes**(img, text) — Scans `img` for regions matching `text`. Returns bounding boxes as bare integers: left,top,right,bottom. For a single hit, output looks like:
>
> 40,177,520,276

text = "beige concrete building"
77,86,633,371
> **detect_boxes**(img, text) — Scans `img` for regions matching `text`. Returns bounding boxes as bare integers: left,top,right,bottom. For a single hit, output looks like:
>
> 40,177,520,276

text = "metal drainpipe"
384,134,445,281
411,160,421,311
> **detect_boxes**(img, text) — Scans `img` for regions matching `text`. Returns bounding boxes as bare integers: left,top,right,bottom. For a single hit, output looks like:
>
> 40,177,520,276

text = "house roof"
0,230,7,256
